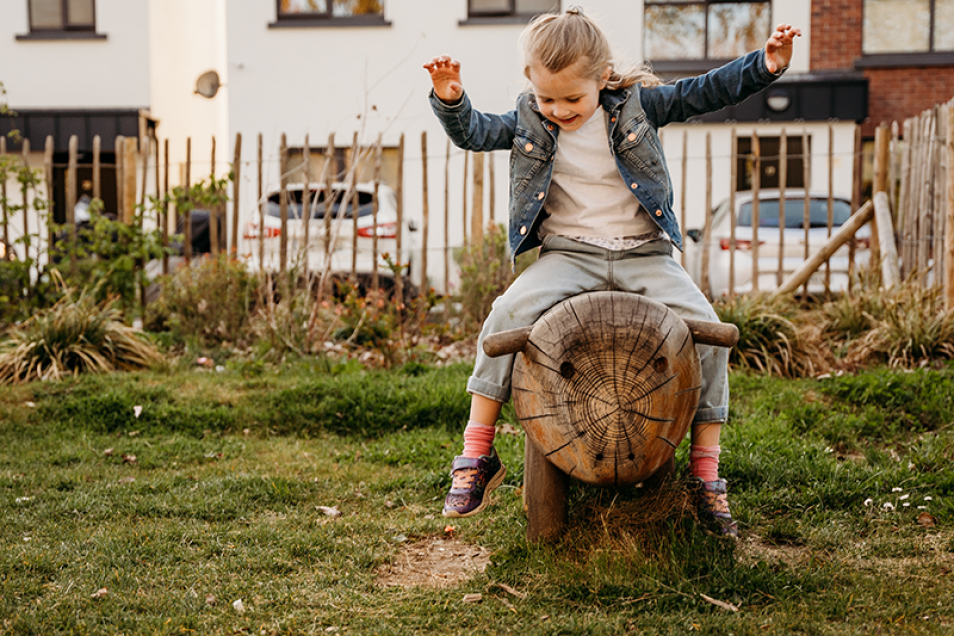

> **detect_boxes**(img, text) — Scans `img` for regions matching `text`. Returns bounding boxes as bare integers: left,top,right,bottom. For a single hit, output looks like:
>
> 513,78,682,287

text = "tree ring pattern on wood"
512,292,702,487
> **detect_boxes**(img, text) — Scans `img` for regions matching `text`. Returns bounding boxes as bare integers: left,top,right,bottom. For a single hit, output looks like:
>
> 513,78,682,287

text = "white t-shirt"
539,106,660,247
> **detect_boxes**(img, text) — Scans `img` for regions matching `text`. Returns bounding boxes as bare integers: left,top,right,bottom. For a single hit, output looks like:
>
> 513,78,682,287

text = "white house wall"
0,0,150,108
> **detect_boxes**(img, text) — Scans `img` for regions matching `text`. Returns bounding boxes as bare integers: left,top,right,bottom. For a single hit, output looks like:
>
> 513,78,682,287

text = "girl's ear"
600,66,611,89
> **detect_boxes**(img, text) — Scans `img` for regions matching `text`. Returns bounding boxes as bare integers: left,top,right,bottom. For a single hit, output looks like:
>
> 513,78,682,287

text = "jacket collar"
599,88,631,115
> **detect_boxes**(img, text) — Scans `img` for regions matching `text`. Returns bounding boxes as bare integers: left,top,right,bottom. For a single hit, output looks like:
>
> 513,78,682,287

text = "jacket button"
655,209,662,217
547,124,554,131
519,225,528,236
611,117,616,122
628,133,637,142
537,192,545,200
525,142,534,152
630,183,638,190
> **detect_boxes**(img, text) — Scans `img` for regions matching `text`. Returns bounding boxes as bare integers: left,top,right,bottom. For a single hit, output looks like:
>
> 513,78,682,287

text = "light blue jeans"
468,236,729,424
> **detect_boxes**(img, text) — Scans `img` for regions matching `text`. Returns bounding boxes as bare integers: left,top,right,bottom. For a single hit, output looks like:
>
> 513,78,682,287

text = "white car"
242,182,419,295
684,190,871,296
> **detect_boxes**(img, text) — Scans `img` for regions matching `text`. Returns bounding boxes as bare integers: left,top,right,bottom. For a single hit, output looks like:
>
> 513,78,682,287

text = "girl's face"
528,59,609,132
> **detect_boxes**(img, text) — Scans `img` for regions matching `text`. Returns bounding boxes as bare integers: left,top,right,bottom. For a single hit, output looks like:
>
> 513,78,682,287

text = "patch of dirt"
737,534,812,566
375,536,491,589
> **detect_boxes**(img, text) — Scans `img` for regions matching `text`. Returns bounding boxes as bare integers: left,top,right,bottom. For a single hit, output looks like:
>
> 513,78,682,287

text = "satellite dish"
194,70,221,99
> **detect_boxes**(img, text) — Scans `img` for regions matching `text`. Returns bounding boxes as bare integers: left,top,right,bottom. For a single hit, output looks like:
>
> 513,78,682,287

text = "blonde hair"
520,7,661,90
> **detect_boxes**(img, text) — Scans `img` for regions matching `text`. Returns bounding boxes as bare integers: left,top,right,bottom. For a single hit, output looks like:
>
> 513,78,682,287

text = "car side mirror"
686,228,701,243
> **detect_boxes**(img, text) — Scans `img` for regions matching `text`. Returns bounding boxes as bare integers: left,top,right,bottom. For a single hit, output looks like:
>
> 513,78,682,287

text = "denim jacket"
429,49,784,264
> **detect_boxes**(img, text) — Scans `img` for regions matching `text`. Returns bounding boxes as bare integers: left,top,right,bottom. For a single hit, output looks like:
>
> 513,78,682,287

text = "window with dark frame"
28,0,96,33
735,136,808,192
467,0,559,19
863,0,954,55
643,1,770,64
277,0,384,20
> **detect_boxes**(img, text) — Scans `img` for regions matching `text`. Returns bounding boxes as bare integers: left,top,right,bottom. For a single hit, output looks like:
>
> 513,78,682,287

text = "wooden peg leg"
524,437,569,542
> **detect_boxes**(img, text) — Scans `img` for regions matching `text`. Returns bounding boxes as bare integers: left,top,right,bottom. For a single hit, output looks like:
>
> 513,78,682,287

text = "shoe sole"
442,464,507,519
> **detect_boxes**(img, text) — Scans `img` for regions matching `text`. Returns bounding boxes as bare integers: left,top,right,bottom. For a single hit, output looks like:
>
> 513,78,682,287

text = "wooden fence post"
40,137,52,267
279,133,288,273
680,130,688,268
184,137,192,264
751,131,760,292
701,132,711,297
802,130,811,296
231,132,242,254
488,151,495,226
20,138,30,268
66,135,78,245
471,152,484,244
302,134,311,279
826,124,834,294
323,133,336,286
257,133,264,272
372,134,382,291
946,104,954,310
395,132,405,302
778,130,787,287
729,127,737,295
1,136,9,256
123,137,138,225
162,138,170,274
461,150,468,247
421,131,429,293
873,124,891,279
210,136,219,255
349,132,359,282
444,138,450,297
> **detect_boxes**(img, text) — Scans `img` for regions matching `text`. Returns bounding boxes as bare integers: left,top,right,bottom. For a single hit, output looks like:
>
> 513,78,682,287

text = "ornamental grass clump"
713,293,819,378
0,288,161,384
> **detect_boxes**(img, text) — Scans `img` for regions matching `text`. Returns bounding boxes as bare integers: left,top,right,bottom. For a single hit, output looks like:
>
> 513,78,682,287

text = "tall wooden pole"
115,136,124,223
323,133,335,284
209,136,219,255
729,127,737,295
751,131,760,292
395,133,405,302
371,134,382,291
92,135,101,201
257,133,264,272
420,131,429,293
701,132,711,297
184,137,192,264
43,135,54,265
123,137,137,225
802,130,811,296
826,124,834,294
231,132,242,254
778,130,787,288
1,136,8,256
444,138,450,296
350,132,359,282
461,150,468,246
20,138,30,267
471,152,484,244
945,106,954,309
873,124,890,280
162,138,169,274
66,135,78,249
302,134,311,279
279,133,288,273
488,151,495,225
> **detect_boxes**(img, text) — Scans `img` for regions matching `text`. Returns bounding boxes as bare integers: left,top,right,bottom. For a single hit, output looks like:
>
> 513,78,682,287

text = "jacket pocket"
513,129,552,161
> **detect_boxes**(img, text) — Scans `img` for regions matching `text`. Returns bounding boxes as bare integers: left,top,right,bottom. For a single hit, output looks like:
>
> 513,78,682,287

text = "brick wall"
811,0,954,136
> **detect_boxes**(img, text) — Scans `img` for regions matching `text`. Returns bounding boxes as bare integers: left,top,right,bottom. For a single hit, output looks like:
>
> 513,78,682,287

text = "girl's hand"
423,55,464,103
764,24,801,74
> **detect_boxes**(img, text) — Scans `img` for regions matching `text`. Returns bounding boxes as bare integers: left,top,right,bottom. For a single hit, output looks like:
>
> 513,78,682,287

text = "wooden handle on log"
482,319,738,358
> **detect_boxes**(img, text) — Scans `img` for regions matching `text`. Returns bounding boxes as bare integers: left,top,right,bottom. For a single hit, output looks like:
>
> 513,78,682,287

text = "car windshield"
737,198,853,229
266,190,375,220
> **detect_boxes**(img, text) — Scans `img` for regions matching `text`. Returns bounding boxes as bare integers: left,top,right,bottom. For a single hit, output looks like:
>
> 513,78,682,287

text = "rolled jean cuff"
693,406,728,423
466,375,510,403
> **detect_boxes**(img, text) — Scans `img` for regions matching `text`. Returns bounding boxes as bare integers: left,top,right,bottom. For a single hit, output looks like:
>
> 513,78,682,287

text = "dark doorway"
51,151,118,224
736,135,810,192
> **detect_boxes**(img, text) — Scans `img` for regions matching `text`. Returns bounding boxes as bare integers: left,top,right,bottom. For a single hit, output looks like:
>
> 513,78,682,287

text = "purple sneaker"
442,447,507,518
693,478,739,539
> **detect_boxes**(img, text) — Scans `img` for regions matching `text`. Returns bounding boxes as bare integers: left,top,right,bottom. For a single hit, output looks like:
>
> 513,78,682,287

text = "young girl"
424,7,800,537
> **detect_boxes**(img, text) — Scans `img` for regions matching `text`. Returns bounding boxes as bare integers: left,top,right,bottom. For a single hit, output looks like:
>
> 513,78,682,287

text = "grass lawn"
2,360,954,635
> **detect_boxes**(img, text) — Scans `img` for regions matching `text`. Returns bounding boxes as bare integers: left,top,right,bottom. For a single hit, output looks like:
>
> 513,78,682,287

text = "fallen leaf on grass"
496,582,527,599
317,506,341,518
918,512,937,527
205,593,216,606
462,593,482,603
444,525,456,536
91,588,108,599
133,405,142,418
118,476,136,484
232,598,245,613
497,423,522,436
122,454,137,464
24,401,36,408
699,593,739,612
103,448,114,456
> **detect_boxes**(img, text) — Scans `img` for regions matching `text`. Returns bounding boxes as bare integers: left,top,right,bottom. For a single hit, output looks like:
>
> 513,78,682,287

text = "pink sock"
690,445,721,482
462,421,496,458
